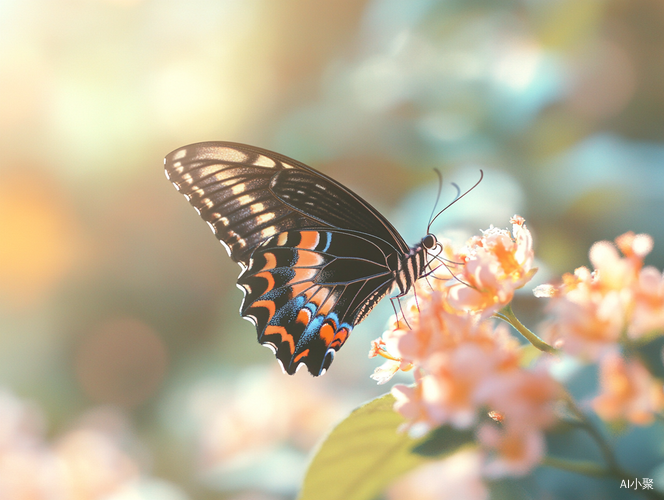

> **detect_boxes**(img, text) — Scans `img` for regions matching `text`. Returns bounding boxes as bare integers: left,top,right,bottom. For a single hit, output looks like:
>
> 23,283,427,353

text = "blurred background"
1,0,663,498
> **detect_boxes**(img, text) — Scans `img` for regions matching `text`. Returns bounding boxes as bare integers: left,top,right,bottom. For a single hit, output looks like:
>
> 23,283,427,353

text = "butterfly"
164,142,438,376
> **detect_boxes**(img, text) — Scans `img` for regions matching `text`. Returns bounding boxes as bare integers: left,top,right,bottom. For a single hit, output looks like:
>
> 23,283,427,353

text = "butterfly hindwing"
238,230,397,375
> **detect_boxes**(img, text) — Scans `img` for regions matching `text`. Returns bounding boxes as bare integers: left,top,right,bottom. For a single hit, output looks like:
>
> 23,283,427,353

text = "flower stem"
561,391,622,475
494,304,559,354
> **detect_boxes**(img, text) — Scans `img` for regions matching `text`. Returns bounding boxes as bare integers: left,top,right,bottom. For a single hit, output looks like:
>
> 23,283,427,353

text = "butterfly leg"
389,294,413,330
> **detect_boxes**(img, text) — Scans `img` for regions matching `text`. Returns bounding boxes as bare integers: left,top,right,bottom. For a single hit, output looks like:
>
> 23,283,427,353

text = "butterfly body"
164,142,436,375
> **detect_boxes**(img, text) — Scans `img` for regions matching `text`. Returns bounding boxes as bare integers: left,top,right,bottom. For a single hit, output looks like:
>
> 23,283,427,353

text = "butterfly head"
422,233,438,253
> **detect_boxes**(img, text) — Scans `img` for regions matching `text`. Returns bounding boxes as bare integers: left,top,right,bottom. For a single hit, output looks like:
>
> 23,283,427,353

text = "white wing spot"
261,226,278,239
253,155,277,168
199,165,222,178
256,212,275,224
277,232,289,246
238,194,254,205
173,149,187,160
218,147,248,163
228,230,246,248
182,173,193,184
232,183,246,195
250,202,265,213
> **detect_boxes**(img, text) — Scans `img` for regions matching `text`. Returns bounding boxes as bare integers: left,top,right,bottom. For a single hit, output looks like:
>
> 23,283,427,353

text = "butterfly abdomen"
394,240,431,297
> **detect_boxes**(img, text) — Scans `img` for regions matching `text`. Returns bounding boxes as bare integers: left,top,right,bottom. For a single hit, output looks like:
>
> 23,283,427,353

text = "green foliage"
299,393,425,500
412,424,476,457
300,393,477,500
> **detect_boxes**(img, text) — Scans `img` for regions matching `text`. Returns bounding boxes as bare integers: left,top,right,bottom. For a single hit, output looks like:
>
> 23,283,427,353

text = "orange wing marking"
295,249,325,267
298,231,320,250
293,349,310,364
289,281,317,301
319,322,335,346
276,233,289,246
262,252,277,270
289,267,318,284
254,271,275,294
317,290,339,316
301,286,331,311
296,308,311,326
329,327,350,350
250,300,276,323
264,325,295,355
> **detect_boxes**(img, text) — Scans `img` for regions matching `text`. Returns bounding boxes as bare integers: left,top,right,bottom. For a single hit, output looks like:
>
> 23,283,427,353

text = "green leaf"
412,424,475,457
299,393,429,500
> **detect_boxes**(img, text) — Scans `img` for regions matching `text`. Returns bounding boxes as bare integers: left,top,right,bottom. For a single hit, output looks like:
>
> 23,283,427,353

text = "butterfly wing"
239,229,398,375
164,141,409,267
164,142,408,375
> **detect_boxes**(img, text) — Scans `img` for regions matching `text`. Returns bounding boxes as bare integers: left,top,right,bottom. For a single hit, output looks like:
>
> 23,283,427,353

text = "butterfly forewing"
164,142,410,266
165,143,307,266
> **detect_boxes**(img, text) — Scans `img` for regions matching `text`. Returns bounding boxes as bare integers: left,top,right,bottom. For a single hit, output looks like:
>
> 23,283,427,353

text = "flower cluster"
370,216,561,477
435,215,537,318
0,389,183,500
535,232,664,424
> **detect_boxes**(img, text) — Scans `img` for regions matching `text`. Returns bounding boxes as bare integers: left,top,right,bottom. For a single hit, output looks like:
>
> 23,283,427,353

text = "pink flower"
371,360,405,385
630,266,664,338
543,270,625,359
418,343,498,429
392,377,434,436
373,216,559,478
592,351,664,425
538,232,661,359
368,338,387,358
478,424,546,478
441,216,537,317
478,364,561,431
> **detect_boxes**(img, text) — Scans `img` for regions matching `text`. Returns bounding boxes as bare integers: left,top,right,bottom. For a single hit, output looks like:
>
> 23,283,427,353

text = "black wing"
238,229,397,375
164,141,409,267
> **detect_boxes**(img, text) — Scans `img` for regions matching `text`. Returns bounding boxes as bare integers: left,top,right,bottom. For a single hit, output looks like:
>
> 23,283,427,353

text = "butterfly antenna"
427,170,484,234
427,169,445,231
